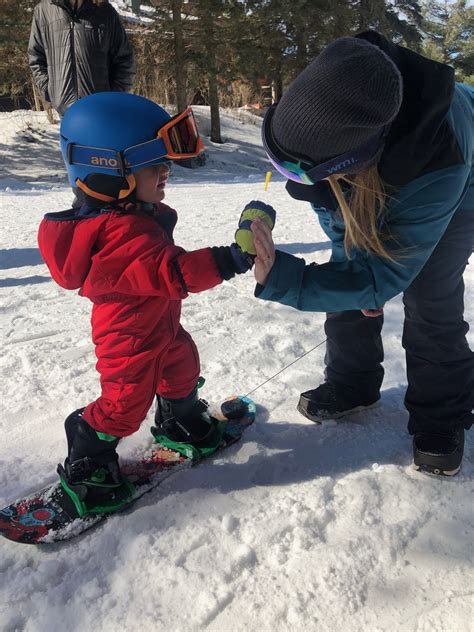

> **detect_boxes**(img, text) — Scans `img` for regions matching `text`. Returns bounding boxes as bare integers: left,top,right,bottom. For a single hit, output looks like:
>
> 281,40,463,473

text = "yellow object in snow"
264,171,271,192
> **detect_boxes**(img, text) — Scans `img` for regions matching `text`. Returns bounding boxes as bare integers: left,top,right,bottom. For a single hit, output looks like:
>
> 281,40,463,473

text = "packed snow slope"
0,108,473,632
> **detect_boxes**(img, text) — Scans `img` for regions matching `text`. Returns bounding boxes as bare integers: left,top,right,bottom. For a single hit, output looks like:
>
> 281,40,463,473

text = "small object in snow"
264,171,271,191
221,397,248,419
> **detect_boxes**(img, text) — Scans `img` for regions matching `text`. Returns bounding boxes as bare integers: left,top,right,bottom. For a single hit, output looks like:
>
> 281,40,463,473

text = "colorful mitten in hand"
235,200,276,256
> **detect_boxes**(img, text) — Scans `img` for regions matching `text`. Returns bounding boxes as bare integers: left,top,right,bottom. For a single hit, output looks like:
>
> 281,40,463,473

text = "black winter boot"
57,409,134,514
297,382,380,423
413,427,464,477
153,390,220,445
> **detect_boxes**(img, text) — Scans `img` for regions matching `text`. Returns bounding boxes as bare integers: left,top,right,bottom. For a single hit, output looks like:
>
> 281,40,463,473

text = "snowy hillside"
0,108,472,632
109,1,155,26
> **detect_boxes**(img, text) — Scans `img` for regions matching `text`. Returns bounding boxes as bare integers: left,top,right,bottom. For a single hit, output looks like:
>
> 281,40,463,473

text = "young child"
38,92,276,512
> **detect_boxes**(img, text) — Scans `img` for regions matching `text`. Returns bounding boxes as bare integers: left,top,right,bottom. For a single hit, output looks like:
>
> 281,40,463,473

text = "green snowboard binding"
151,388,225,460
58,409,135,517
58,463,135,517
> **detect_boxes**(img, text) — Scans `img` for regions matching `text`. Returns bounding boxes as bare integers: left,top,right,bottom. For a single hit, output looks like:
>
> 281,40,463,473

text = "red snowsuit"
38,203,224,437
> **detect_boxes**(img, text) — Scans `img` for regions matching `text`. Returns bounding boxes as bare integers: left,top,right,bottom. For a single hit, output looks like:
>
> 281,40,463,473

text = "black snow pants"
324,209,474,434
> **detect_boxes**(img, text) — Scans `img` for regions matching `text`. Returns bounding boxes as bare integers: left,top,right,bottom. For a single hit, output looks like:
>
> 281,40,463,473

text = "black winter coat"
28,0,135,115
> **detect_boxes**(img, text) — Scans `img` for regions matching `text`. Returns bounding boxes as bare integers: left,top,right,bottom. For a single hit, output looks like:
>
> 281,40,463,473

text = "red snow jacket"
38,203,224,436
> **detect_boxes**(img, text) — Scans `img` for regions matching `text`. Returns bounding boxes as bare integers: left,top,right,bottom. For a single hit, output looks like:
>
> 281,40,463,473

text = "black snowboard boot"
297,382,380,423
57,409,134,515
151,389,222,459
153,389,221,445
413,427,464,477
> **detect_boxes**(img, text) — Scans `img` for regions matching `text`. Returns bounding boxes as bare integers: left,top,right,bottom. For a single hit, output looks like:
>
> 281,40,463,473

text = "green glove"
235,200,276,256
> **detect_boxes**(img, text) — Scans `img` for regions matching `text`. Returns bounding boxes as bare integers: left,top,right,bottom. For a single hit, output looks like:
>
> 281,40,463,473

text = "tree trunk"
45,102,56,124
358,0,371,30
294,29,307,75
32,80,56,123
208,67,222,143
201,0,222,143
271,67,283,103
32,80,41,112
172,0,187,111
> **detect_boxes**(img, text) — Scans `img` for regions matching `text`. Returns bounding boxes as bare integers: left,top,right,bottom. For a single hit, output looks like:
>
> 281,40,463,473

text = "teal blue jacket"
257,75,473,313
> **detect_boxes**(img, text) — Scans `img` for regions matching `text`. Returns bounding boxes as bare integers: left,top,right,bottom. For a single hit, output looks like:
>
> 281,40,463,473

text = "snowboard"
0,395,255,545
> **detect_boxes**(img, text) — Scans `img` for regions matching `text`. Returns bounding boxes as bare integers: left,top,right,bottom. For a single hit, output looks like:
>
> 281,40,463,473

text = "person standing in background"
28,0,135,115
28,0,136,205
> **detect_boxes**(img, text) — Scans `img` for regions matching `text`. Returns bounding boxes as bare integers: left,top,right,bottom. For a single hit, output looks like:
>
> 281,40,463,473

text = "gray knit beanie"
272,36,403,167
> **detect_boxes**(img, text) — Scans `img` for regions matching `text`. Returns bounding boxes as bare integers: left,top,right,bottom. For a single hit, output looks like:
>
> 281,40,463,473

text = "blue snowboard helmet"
60,92,204,201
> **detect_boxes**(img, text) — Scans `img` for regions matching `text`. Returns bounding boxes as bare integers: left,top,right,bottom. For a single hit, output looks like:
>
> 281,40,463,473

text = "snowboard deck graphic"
0,396,255,545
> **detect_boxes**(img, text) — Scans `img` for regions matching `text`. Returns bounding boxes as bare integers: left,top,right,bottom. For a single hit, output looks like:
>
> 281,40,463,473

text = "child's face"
135,163,170,204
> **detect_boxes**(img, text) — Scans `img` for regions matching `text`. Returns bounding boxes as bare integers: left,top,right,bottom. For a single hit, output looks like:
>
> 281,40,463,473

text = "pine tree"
0,0,38,103
422,0,473,83
446,0,473,81
355,0,423,48
171,0,187,111
183,0,251,142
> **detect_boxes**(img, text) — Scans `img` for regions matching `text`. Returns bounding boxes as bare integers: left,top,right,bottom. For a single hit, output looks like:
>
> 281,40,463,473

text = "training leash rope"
244,338,327,398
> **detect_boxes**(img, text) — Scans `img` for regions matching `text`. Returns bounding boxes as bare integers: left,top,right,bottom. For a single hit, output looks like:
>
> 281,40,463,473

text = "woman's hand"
251,217,276,285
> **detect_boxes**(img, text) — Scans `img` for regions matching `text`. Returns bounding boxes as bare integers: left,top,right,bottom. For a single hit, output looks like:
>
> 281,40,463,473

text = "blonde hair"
327,165,395,261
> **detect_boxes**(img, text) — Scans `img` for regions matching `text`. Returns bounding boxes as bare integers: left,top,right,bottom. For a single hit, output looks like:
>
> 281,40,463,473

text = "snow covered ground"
0,108,473,632
109,0,155,26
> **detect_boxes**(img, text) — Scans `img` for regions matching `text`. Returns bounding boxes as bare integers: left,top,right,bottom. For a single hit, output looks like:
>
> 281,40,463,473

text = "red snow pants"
83,318,200,438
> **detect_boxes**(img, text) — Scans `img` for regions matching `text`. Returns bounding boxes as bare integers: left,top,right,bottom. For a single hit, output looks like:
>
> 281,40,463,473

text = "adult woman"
251,31,473,476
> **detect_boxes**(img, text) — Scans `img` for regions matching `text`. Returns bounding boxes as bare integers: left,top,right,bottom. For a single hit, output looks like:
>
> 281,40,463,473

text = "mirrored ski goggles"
262,104,387,185
67,107,204,176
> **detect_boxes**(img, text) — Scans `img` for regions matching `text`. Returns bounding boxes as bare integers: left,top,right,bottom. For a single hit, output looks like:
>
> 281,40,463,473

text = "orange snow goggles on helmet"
158,107,204,158
68,107,204,176
122,107,204,168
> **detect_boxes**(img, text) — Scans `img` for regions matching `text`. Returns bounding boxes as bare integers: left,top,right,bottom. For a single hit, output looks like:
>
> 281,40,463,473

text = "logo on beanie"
326,157,356,175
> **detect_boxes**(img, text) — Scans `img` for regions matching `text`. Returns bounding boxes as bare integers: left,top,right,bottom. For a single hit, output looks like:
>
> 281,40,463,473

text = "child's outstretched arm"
171,200,276,294
38,202,276,300
166,243,253,296
137,200,277,298
79,207,264,299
